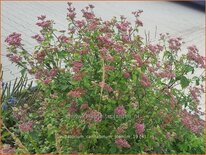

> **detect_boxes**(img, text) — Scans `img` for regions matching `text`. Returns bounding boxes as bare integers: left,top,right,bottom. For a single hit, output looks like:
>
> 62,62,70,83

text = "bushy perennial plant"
2,2,205,154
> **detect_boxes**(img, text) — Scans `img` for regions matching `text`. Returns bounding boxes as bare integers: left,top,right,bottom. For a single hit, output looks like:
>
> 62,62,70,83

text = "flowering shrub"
3,2,205,154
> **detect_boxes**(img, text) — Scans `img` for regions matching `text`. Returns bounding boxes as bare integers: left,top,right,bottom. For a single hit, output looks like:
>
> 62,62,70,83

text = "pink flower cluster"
19,121,33,132
98,35,113,47
32,34,44,43
123,71,130,79
81,6,95,20
80,102,89,110
6,54,22,63
67,2,76,20
116,21,130,32
140,74,151,87
100,48,114,62
75,20,86,29
72,60,83,73
132,10,143,27
114,105,126,116
147,44,163,54
99,82,113,92
189,86,203,103
82,109,102,123
132,10,143,17
67,87,85,98
115,138,131,148
36,15,51,28
35,51,46,62
113,43,125,53
168,37,183,52
156,71,176,78
34,68,58,84
5,32,22,46
187,45,205,68
132,53,143,66
68,102,77,114
58,35,70,43
181,110,204,134
104,65,115,71
135,123,145,135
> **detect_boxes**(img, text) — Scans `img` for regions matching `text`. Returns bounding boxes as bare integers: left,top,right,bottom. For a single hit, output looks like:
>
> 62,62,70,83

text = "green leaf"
20,68,26,76
180,76,190,89
196,79,200,86
184,65,194,74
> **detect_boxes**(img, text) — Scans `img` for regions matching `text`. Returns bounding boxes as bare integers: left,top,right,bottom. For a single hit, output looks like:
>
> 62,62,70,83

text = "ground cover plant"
1,2,205,154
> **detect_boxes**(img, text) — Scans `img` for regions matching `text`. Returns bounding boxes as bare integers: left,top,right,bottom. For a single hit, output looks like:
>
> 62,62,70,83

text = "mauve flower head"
43,77,52,85
37,15,46,20
72,60,83,73
135,19,143,27
187,45,205,68
148,44,163,53
49,68,58,77
189,86,201,103
68,102,77,114
67,87,85,98
75,20,86,29
122,34,130,42
157,71,176,79
89,4,95,9
132,53,143,66
148,66,156,73
80,102,89,110
99,82,113,92
88,20,99,30
67,2,72,6
114,105,126,116
32,34,44,43
19,121,33,132
132,10,143,17
7,54,22,63
58,35,70,43
181,110,204,134
35,71,42,79
82,109,102,123
116,21,130,32
113,43,124,52
168,37,182,52
123,72,130,79
140,74,151,87
160,33,169,40
82,9,95,20
0,144,15,154
36,20,52,28
36,51,46,62
99,48,114,62
135,123,145,135
5,32,22,46
67,12,76,20
104,65,115,71
98,35,113,47
115,138,131,148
